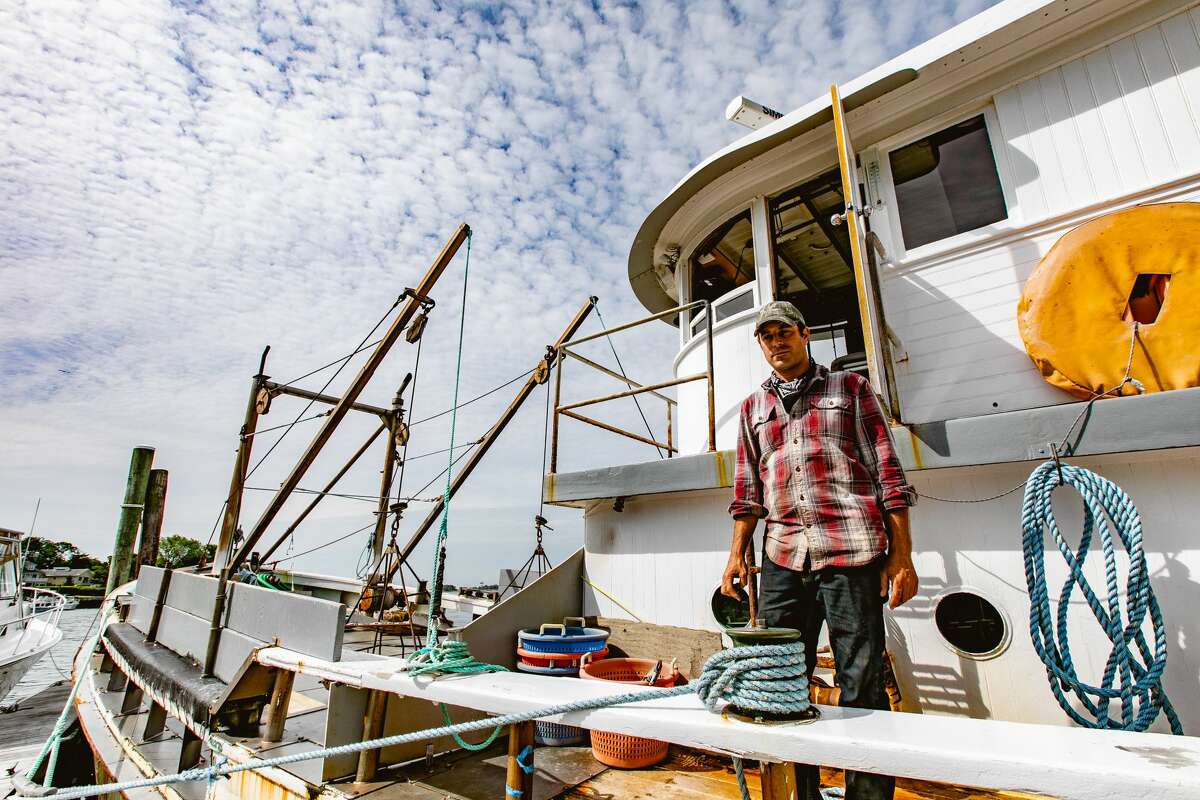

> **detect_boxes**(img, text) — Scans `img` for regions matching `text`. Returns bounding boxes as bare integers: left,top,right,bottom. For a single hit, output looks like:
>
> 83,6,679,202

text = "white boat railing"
0,587,66,656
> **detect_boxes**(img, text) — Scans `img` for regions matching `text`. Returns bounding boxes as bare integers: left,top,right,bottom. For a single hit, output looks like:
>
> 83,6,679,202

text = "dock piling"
105,446,155,592
136,469,168,574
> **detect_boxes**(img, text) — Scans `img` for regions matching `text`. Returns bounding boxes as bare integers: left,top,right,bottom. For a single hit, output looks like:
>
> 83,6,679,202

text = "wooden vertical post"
146,569,172,643
760,761,801,800
370,383,405,564
143,701,168,740
355,689,389,782
137,469,168,574
263,669,296,743
120,683,144,715
178,728,203,771
106,666,127,693
666,401,673,458
549,348,563,474
213,352,269,573
106,446,155,592
505,722,535,800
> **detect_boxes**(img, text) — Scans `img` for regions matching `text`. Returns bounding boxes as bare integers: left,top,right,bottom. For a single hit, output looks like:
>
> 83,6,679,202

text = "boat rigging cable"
244,296,407,482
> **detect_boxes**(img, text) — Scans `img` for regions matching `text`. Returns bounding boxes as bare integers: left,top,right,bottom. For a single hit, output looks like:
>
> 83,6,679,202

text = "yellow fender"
1018,203,1200,399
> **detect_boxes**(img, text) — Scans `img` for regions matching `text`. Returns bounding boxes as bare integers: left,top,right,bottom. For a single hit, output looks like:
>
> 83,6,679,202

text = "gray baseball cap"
754,301,806,335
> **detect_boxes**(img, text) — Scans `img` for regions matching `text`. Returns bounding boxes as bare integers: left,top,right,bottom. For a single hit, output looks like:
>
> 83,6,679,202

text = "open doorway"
768,166,867,376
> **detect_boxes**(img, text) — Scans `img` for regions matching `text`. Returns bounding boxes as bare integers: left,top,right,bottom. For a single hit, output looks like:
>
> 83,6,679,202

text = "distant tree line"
23,534,217,580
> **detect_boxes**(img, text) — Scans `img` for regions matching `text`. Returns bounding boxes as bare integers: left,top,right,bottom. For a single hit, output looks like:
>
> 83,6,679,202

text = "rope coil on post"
1021,460,1181,734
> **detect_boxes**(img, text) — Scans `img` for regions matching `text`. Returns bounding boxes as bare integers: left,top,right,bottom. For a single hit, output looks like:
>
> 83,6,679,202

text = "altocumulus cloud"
0,0,993,583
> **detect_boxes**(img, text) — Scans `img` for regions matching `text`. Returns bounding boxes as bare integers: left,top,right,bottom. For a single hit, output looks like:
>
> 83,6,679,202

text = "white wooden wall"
884,7,1200,424
995,9,1200,220
582,488,736,630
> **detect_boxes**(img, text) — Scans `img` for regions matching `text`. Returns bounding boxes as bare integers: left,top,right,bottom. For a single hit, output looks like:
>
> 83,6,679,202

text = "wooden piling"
504,722,535,800
105,446,155,592
136,469,168,574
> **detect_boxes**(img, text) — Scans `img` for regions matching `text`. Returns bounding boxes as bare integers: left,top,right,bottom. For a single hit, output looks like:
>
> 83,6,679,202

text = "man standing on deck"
721,300,918,800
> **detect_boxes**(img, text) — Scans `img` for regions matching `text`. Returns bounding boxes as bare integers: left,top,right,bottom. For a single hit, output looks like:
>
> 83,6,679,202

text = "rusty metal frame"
550,299,715,473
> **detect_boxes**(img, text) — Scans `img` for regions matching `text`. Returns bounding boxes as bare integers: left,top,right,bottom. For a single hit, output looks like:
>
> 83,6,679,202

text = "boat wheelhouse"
546,0,1200,732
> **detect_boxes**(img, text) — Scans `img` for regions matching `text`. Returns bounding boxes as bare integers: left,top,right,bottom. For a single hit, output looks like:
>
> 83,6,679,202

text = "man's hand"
721,550,749,599
880,550,918,609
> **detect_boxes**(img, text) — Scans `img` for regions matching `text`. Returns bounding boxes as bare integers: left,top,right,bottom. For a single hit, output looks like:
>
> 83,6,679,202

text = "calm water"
2,608,99,706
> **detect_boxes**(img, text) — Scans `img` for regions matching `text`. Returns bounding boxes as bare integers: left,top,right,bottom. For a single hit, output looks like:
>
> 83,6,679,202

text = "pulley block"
255,387,273,415
406,312,429,343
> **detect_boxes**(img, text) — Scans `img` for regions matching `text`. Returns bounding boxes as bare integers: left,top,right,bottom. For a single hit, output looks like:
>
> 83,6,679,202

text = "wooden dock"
0,682,71,795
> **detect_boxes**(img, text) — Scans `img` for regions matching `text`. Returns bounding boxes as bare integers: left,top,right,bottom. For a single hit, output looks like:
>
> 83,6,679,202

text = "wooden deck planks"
0,681,72,749
563,750,1049,800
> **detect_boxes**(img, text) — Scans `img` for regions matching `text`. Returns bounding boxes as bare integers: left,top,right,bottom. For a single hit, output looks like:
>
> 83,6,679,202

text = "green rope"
424,229,472,652
400,229,507,751
438,701,504,751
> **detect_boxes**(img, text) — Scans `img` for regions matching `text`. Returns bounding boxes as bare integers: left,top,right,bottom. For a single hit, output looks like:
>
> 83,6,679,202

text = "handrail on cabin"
550,300,716,473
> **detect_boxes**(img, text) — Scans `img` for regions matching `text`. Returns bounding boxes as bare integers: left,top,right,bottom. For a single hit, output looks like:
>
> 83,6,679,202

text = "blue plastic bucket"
518,617,609,654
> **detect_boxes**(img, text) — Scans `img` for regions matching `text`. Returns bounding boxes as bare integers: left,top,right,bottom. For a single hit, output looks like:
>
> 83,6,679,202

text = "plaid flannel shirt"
728,365,916,571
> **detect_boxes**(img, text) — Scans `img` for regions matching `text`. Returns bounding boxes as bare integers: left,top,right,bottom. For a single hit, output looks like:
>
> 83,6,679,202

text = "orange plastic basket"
579,656,683,768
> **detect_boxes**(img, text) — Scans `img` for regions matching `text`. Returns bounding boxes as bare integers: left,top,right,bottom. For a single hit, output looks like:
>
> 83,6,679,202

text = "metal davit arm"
225,223,470,573
387,297,597,574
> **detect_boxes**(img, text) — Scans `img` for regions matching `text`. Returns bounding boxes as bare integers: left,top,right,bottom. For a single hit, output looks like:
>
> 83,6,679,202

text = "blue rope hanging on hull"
1020,460,1182,734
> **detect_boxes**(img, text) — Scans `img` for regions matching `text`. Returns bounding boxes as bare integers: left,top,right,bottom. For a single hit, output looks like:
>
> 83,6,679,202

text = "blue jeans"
758,555,895,800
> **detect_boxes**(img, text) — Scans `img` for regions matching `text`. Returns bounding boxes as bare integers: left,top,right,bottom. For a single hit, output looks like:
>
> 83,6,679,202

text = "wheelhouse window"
769,167,866,374
689,210,755,306
888,114,1007,250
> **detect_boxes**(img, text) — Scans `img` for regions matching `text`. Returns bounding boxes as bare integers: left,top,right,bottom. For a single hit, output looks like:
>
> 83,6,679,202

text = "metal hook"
1049,442,1065,486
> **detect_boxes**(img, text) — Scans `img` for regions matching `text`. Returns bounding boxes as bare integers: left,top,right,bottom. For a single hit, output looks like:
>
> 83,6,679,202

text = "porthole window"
934,591,1008,658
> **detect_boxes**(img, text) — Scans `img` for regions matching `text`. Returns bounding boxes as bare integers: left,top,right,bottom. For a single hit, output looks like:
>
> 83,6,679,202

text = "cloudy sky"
0,0,993,585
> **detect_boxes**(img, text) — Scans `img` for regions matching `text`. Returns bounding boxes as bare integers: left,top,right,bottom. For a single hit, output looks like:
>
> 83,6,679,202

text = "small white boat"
0,534,66,701
33,593,78,612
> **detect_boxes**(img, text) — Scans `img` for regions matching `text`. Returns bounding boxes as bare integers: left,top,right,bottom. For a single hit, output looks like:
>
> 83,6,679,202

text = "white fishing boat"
0,533,66,703
24,1,1200,798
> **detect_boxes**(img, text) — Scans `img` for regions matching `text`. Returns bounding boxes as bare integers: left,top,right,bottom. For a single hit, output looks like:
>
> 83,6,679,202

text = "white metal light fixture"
725,95,783,129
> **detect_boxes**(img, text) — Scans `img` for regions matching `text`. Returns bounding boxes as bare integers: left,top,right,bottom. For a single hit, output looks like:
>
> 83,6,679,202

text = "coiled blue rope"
1021,460,1181,734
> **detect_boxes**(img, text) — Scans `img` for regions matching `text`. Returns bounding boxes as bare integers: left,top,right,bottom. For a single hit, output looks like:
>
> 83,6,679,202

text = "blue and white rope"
19,642,807,800
1021,460,1181,734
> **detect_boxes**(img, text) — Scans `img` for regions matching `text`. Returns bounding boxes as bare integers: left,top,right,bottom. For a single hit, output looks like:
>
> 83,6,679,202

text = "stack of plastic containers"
516,617,610,747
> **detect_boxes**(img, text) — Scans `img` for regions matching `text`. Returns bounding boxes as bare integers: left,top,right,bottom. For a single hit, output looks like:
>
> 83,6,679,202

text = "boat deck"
331,741,1041,800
